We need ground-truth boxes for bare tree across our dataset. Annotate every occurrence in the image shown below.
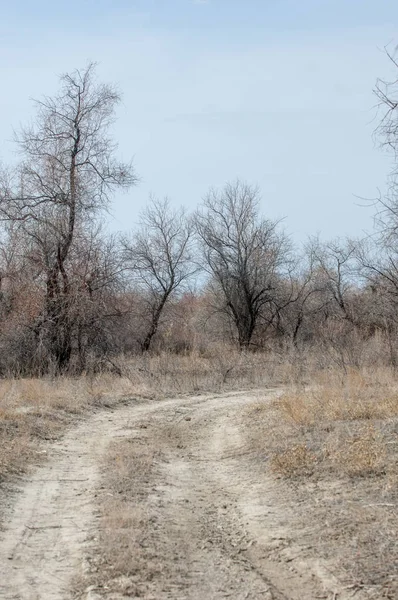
[370,47,398,244]
[270,249,327,347]
[375,49,398,160]
[0,63,136,371]
[309,237,358,324]
[344,49,398,367]
[195,180,291,349]
[122,197,196,353]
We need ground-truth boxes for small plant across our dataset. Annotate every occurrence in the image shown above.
[270,443,317,477]
[329,424,386,477]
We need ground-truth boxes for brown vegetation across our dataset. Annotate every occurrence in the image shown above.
[75,438,160,597]
[269,368,398,478]
[246,366,398,598]
[0,375,131,484]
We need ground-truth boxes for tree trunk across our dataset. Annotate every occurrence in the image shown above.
[141,293,170,353]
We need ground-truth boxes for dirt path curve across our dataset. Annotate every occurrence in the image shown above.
[0,396,184,600]
[0,391,363,600]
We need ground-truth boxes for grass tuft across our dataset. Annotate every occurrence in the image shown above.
[270,443,317,477]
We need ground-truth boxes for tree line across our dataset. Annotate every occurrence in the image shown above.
[0,60,398,375]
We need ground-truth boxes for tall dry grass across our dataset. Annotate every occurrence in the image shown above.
[247,366,398,478]
[0,374,136,482]
[118,346,275,395]
[279,367,398,425]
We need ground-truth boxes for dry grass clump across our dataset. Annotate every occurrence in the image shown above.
[278,369,398,427]
[267,369,397,479]
[83,440,159,595]
[326,424,387,477]
[75,432,163,598]
[270,443,317,477]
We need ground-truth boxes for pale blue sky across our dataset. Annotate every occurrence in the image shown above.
[1,1,397,240]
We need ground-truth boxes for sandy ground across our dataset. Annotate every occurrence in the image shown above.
[0,391,371,600]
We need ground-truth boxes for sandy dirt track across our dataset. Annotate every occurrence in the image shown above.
[0,391,366,600]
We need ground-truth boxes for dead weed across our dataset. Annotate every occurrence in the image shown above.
[75,433,161,597]
[270,443,317,477]
[0,374,136,483]
[245,367,398,598]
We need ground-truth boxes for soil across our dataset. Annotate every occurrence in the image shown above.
[0,390,375,599]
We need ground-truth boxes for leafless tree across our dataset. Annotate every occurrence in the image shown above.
[375,48,398,158]
[122,197,196,353]
[270,249,327,347]
[370,47,398,244]
[308,237,358,324]
[195,180,291,349]
[342,49,398,366]
[0,63,136,371]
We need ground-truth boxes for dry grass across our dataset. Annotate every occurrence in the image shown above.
[119,346,273,395]
[270,443,317,477]
[279,369,398,427]
[269,368,398,478]
[0,374,134,483]
[323,422,387,478]
[76,439,161,596]
[75,417,175,598]
[245,366,398,598]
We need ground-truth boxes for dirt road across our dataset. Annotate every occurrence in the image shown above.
[0,391,364,599]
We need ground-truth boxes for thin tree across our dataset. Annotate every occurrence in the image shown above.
[309,237,357,324]
[123,197,196,352]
